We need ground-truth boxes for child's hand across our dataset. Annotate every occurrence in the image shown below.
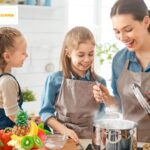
[30,116,42,124]
[65,128,79,143]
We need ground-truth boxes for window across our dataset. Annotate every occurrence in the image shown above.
[68,0,95,29]
[67,0,150,89]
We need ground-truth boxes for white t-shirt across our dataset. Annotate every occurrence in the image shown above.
[0,74,20,116]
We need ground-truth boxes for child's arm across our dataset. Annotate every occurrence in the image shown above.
[40,72,78,142]
[2,75,20,122]
[46,117,79,143]
[8,115,16,122]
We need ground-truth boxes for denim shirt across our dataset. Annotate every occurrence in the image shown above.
[39,71,106,122]
[111,47,150,101]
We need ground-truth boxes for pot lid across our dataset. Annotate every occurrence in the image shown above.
[94,119,137,130]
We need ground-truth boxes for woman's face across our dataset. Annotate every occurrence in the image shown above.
[112,14,150,52]
[67,40,94,77]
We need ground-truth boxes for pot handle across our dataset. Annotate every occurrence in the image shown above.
[106,129,135,144]
[122,129,135,140]
[106,130,122,144]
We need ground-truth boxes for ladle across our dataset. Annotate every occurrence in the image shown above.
[95,81,111,112]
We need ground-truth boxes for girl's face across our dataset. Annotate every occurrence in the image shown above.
[67,40,94,77]
[5,36,28,69]
[112,14,150,52]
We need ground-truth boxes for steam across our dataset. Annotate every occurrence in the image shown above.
[93,106,123,124]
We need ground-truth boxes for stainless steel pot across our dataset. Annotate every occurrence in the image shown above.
[92,119,137,150]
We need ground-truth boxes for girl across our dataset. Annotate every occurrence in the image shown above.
[93,0,150,143]
[0,27,28,129]
[40,26,106,142]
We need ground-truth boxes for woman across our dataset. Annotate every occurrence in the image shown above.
[93,0,150,143]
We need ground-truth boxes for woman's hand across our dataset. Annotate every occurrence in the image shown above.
[93,83,110,103]
[145,91,150,104]
[93,84,119,111]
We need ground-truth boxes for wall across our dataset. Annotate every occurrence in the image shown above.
[1,0,99,115]
[11,0,68,114]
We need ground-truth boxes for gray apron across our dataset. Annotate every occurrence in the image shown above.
[55,78,99,138]
[117,59,150,142]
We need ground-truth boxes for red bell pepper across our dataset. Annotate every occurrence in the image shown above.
[37,128,46,143]
[0,128,13,150]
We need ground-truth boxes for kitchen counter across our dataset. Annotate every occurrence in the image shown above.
[62,139,78,150]
[61,139,150,150]
[40,138,91,150]
[41,139,150,150]
[62,138,91,150]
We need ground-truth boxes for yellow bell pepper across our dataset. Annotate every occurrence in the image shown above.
[28,120,38,136]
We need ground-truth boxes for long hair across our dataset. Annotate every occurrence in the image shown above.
[110,0,150,32]
[0,27,22,72]
[60,26,96,80]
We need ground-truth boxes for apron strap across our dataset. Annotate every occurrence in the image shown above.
[124,59,130,70]
[0,73,23,108]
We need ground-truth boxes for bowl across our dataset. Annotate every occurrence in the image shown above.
[44,134,68,149]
